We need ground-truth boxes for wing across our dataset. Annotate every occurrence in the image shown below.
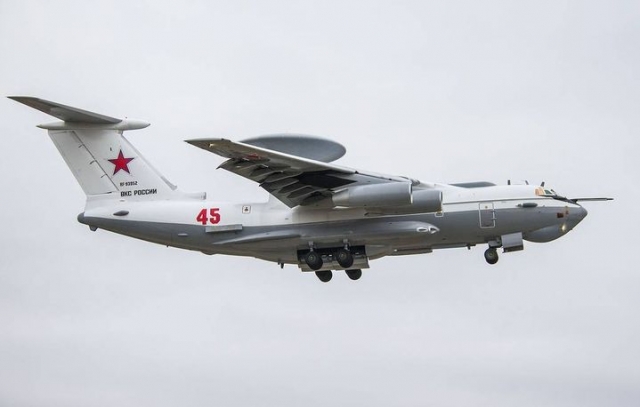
[185,138,419,208]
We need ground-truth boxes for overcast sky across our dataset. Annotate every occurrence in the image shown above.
[0,1,638,406]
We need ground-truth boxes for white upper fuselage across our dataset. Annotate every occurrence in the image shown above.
[83,183,578,229]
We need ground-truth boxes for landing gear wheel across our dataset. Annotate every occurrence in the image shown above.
[335,248,354,269]
[484,248,499,265]
[305,251,323,270]
[315,270,333,282]
[345,269,362,281]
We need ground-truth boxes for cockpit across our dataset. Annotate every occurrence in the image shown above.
[535,187,558,197]
[535,186,578,204]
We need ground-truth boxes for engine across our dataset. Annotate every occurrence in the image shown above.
[332,182,412,207]
[332,183,443,213]
[407,189,443,213]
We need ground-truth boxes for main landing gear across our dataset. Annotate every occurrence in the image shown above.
[305,248,354,269]
[345,269,362,280]
[314,269,363,283]
[304,245,355,271]
[305,250,323,270]
[336,248,354,268]
[304,244,364,282]
[315,270,332,282]
[484,247,499,265]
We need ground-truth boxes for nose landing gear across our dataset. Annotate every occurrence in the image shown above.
[484,247,499,264]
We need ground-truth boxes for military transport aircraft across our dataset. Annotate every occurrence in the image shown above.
[10,97,612,282]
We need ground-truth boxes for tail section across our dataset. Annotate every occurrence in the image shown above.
[10,97,178,200]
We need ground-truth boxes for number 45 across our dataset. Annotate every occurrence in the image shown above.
[196,208,221,225]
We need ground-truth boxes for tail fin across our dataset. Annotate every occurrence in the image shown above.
[10,97,178,200]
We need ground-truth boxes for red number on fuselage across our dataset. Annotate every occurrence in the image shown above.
[196,208,221,225]
[209,208,220,224]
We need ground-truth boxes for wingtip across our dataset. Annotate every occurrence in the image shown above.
[7,96,34,103]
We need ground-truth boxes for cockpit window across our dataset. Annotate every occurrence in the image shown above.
[535,187,558,196]
[535,186,575,203]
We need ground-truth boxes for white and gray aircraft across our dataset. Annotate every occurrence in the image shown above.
[11,97,612,282]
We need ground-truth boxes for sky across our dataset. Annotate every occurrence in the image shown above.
[0,1,638,406]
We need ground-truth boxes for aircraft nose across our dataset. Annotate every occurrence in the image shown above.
[568,205,588,228]
[576,205,588,220]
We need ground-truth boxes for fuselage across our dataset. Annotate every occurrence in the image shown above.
[78,183,587,269]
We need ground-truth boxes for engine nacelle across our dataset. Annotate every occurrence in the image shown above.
[408,189,443,213]
[332,184,443,214]
[332,182,412,207]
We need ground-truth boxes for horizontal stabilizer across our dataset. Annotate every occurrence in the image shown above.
[8,96,121,124]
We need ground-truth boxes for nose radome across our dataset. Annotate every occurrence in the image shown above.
[570,205,588,226]
[577,205,588,220]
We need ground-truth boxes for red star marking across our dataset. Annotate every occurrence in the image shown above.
[108,150,134,175]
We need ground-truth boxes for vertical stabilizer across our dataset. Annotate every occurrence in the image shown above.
[10,97,179,201]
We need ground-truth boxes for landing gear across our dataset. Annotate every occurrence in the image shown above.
[345,269,362,280]
[484,248,499,265]
[315,270,333,282]
[335,248,354,269]
[305,251,323,270]
[300,243,368,282]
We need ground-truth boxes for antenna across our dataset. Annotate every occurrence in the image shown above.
[540,181,545,187]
